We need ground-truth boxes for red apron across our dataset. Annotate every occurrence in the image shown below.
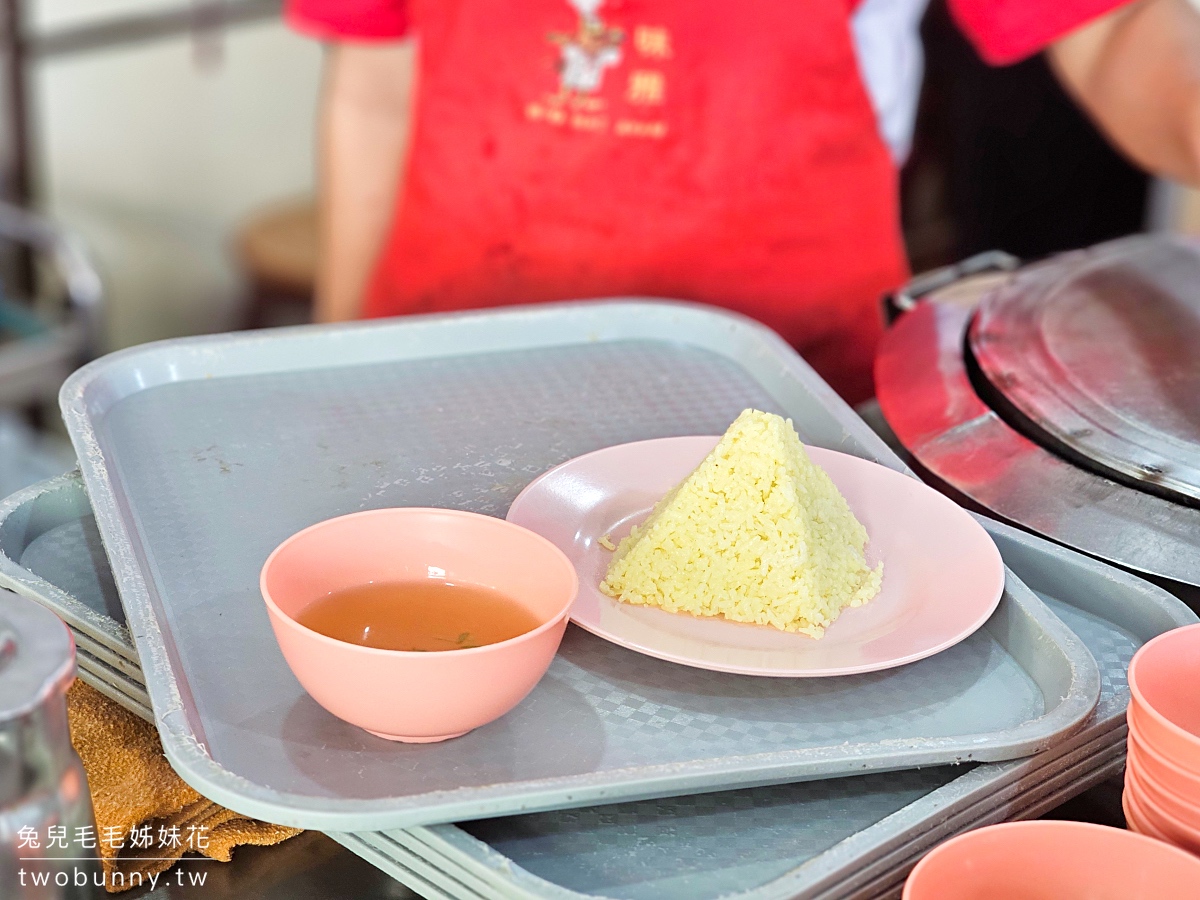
[364,0,908,404]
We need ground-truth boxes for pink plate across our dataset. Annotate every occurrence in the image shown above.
[506,436,1005,677]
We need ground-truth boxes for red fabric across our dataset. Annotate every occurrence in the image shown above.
[286,0,409,40]
[357,0,908,404]
[286,0,1138,402]
[285,0,1131,400]
[284,0,1130,62]
[949,0,1130,64]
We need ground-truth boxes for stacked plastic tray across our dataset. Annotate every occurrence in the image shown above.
[1,303,1193,898]
[1,470,1188,898]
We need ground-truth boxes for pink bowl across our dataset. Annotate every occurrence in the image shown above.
[1127,761,1200,835]
[1123,787,1168,842]
[1128,625,1200,769]
[902,820,1200,899]
[1127,720,1200,801]
[1124,778,1200,856]
[261,507,578,743]
[1128,702,1200,777]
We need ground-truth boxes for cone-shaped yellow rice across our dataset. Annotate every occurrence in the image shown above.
[599,409,882,638]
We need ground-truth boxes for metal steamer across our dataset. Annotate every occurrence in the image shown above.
[876,235,1200,606]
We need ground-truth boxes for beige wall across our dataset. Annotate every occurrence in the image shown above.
[30,4,323,349]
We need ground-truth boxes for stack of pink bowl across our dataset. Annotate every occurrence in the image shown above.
[1124,623,1200,854]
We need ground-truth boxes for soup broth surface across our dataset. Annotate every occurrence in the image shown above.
[296,581,540,652]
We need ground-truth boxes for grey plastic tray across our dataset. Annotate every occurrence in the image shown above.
[0,474,1188,900]
[56,302,1100,830]
[830,754,1129,900]
[334,750,1130,900]
[43,658,1119,900]
[345,520,1190,900]
[0,469,132,661]
[338,520,1190,900]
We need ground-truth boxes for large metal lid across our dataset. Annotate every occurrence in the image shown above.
[969,236,1200,504]
[0,592,74,722]
[876,267,1200,593]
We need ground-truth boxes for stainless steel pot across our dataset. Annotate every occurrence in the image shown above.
[876,235,1200,607]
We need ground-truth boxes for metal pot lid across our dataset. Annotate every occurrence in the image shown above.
[969,235,1200,504]
[876,271,1200,590]
[0,592,74,722]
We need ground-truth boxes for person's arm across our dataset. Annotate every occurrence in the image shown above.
[1048,0,1200,184]
[315,41,415,322]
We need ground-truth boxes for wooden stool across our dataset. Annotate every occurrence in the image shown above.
[234,199,318,329]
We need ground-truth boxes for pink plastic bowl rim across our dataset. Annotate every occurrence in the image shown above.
[1128,624,1200,751]
[903,820,1200,899]
[260,507,579,658]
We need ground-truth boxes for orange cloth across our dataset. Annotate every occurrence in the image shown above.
[67,681,302,892]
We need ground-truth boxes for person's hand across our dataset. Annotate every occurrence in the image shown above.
[1050,0,1200,185]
